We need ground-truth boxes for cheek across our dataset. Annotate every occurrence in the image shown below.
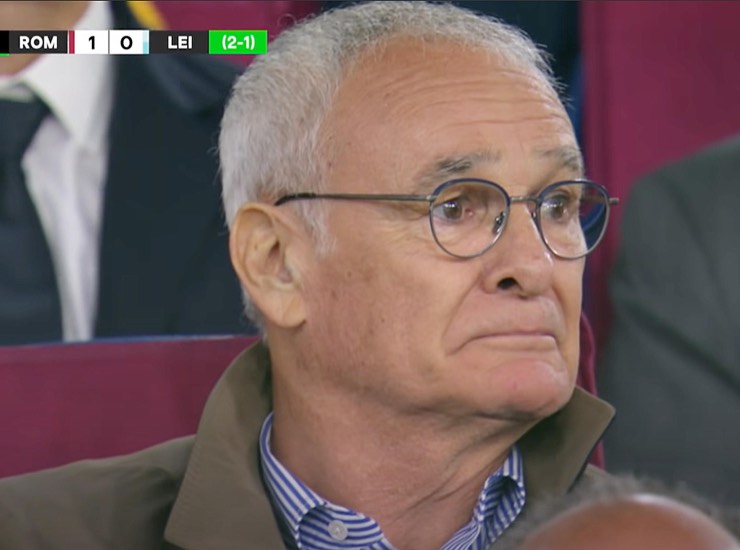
[555,262,584,372]
[301,258,424,391]
[556,257,584,311]
[306,202,472,359]
[307,246,445,350]
[305,250,394,335]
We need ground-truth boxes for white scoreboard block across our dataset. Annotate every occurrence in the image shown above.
[108,30,149,55]
[73,30,109,54]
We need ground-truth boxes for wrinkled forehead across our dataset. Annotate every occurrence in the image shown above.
[327,35,568,136]
[320,36,576,193]
[338,35,559,107]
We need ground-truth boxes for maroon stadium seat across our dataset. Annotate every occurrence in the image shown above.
[0,335,257,478]
[0,315,602,479]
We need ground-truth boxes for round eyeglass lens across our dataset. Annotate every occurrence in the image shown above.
[539,181,609,259]
[429,180,508,258]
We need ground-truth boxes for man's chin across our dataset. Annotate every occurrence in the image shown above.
[487,366,576,422]
[488,389,573,424]
[434,352,577,421]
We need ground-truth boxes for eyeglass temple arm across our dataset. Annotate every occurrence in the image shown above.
[275,192,433,206]
[581,197,620,206]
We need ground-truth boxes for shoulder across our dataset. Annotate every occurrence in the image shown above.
[629,135,740,206]
[664,135,740,180]
[0,436,194,549]
[618,136,740,260]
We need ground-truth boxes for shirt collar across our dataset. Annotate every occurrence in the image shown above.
[3,1,114,153]
[259,413,323,540]
[259,412,526,550]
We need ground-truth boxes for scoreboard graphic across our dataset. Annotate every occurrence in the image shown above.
[0,29,268,56]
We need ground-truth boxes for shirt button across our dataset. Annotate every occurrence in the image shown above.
[328,519,348,541]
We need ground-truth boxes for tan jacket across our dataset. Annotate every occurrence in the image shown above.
[0,342,614,549]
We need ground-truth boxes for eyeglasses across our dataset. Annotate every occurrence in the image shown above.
[274,178,619,260]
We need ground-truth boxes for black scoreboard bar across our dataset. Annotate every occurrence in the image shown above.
[0,31,9,55]
[0,29,267,56]
[149,31,209,54]
[8,30,68,54]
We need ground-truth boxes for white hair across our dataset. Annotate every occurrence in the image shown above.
[219,0,558,325]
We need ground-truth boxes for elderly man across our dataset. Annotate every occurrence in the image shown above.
[0,2,617,548]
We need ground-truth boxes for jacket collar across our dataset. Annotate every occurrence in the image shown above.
[165,341,614,549]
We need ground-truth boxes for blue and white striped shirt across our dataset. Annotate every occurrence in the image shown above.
[259,413,526,549]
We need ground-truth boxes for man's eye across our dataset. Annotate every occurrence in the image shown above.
[433,196,472,222]
[542,193,578,222]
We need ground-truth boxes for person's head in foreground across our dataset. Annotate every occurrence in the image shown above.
[220,1,617,548]
[498,475,740,550]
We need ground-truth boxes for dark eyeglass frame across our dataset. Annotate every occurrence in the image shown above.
[274,178,619,260]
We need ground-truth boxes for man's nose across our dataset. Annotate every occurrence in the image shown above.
[480,203,555,296]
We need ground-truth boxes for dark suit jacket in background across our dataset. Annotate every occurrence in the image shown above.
[600,135,740,505]
[0,2,253,343]
[93,2,252,337]
[0,341,614,549]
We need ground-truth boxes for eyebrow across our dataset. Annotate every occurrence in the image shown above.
[413,150,500,192]
[412,145,585,194]
[536,146,585,177]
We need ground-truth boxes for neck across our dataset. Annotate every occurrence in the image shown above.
[0,1,89,75]
[270,365,532,550]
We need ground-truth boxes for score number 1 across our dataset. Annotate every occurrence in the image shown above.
[73,30,110,54]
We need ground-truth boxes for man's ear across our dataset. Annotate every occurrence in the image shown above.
[229,204,307,328]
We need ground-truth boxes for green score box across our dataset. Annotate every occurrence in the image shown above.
[208,30,267,55]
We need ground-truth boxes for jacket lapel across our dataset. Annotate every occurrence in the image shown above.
[519,387,615,501]
[165,342,285,549]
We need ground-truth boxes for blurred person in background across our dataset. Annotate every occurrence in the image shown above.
[600,135,740,506]
[0,0,255,345]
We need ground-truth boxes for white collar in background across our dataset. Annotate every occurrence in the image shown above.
[0,1,115,154]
